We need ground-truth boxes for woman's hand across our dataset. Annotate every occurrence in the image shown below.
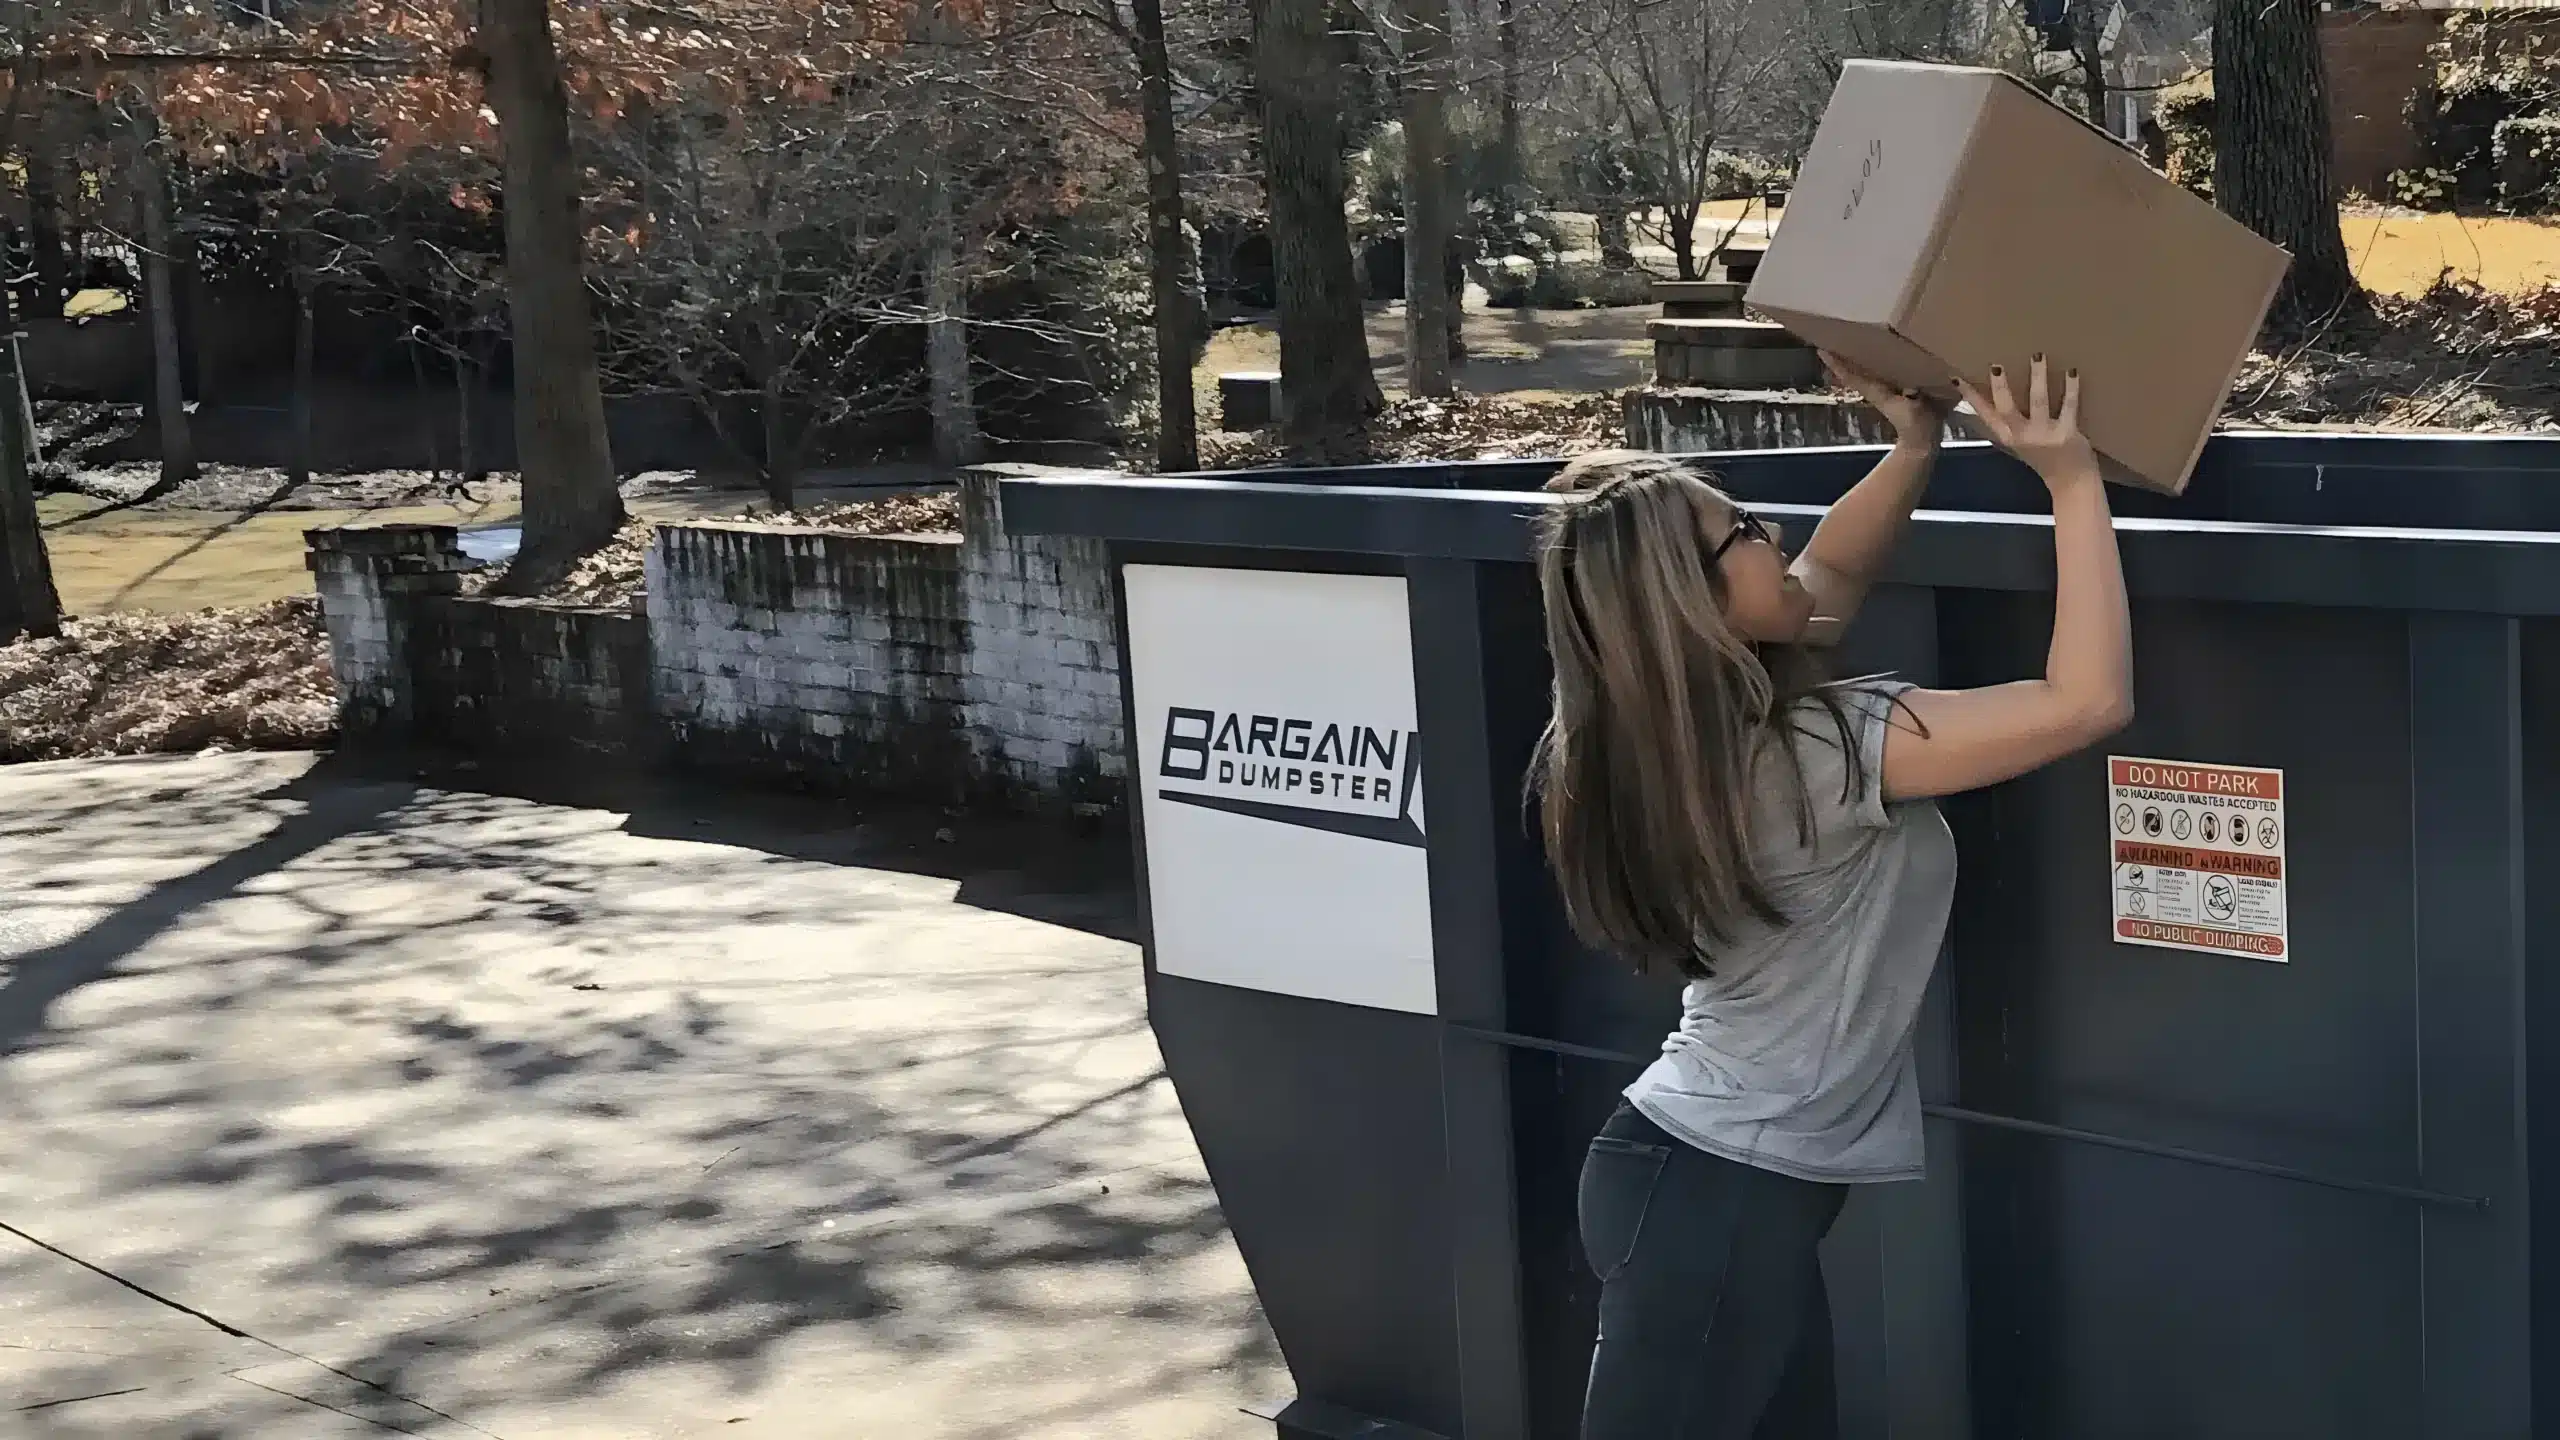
[1820,350,1945,445]
[1955,356,2099,492]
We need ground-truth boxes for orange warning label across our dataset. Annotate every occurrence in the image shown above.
[2109,755,2288,963]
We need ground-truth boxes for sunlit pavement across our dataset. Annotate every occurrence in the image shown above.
[0,751,1277,1438]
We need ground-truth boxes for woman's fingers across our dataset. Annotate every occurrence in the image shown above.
[1987,365,2020,421]
[2061,367,2083,433]
[1953,378,1994,432]
[2028,355,2050,422]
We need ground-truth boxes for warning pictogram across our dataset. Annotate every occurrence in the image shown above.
[2108,756,2288,962]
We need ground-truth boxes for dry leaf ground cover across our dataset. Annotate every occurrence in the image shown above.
[470,491,962,607]
[0,597,337,763]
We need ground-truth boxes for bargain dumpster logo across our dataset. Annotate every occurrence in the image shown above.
[1154,706,1425,847]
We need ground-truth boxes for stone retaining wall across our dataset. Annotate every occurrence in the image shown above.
[416,596,654,762]
[1624,388,1962,453]
[308,469,1126,811]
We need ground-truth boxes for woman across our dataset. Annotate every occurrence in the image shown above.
[1535,354,2133,1440]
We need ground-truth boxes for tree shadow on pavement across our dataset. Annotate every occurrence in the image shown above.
[341,746,1144,944]
[0,751,1273,1438]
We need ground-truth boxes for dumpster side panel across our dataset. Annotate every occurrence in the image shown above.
[1150,976,1467,1434]
[1111,549,1468,1437]
[2524,620,2560,1421]
[1944,591,2425,1439]
[2409,613,2532,1438]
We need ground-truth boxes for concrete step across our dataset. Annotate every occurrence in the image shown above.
[1652,279,1748,319]
[1650,318,1822,389]
[1217,372,1281,430]
[1647,318,1802,348]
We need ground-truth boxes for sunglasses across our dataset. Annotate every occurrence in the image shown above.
[1712,509,1784,562]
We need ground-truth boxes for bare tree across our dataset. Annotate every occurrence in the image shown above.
[595,98,954,510]
[1399,0,1456,396]
[1588,0,1785,281]
[260,173,371,494]
[1771,0,2003,154]
[122,0,196,489]
[1490,0,1522,198]
[1254,0,1381,445]
[8,23,71,321]
[399,240,511,491]
[0,296,60,644]
[1132,0,1203,468]
[1038,0,1223,470]
[478,0,626,579]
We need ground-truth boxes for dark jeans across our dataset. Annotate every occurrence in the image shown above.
[1578,1101,1850,1440]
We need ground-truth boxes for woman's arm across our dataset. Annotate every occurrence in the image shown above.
[1881,358,2135,802]
[1792,353,1944,645]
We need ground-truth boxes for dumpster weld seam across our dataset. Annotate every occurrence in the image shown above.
[1442,1024,2490,1210]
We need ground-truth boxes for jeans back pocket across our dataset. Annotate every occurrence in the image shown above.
[1578,1135,1672,1284]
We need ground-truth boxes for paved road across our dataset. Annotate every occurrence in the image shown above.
[0,752,1278,1437]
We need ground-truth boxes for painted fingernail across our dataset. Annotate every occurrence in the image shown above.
[2068,368,2081,378]
[1989,365,2003,376]
[2033,352,2046,363]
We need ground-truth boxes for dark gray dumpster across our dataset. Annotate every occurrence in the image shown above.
[1001,432,2560,1440]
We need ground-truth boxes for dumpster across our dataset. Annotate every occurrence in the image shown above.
[1000,431,2560,1440]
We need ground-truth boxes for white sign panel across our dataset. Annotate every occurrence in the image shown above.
[1123,564,1436,1014]
[2108,755,2288,962]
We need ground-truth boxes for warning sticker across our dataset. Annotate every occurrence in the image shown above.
[2108,756,2287,962]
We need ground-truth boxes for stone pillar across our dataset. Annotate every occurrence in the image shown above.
[304,525,469,738]
[957,464,1128,809]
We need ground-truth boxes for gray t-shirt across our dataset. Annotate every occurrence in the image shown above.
[1625,681,1958,1184]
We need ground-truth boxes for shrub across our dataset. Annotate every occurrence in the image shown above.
[2155,71,2214,201]
[2495,113,2560,211]
[2410,9,2560,209]
[2390,165,2463,210]
[2414,72,2541,208]
[1701,150,1784,202]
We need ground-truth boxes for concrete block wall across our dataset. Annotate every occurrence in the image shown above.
[956,469,1125,806]
[310,470,1130,810]
[305,525,472,734]
[415,595,654,761]
[645,523,976,796]
[1624,389,1962,454]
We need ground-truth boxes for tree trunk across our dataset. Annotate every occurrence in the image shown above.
[134,153,196,489]
[1133,0,1201,472]
[926,167,982,468]
[457,355,483,485]
[2074,6,2108,133]
[2213,0,2361,324]
[23,153,68,321]
[10,43,64,322]
[409,342,443,487]
[1254,0,1381,446]
[759,373,795,511]
[1494,0,1521,200]
[123,0,193,490]
[1668,205,1700,282]
[1401,0,1454,398]
[289,266,315,491]
[481,0,625,575]
[0,326,61,643]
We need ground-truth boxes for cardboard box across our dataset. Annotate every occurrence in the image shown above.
[1745,60,2290,494]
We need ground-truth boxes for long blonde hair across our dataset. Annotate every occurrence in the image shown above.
[1527,451,1861,976]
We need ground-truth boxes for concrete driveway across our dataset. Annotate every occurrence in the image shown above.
[0,752,1279,1437]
